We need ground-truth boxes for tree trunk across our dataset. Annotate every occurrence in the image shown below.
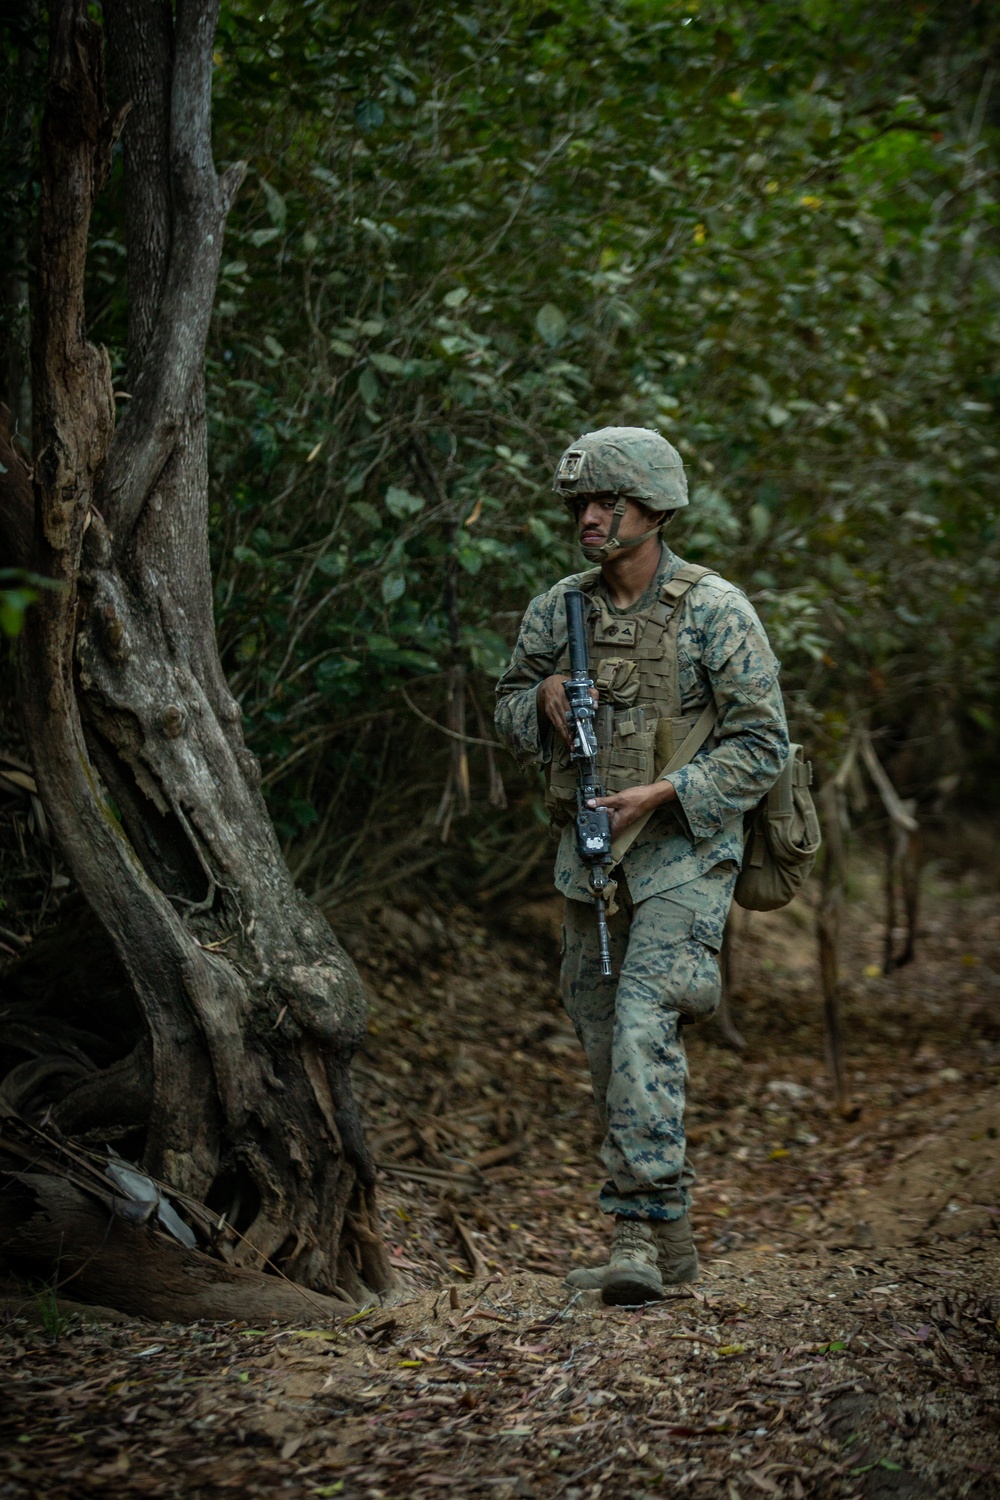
[1,0,390,1303]
[1,0,38,443]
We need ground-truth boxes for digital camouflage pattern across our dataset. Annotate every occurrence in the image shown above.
[552,427,689,511]
[560,864,738,1220]
[494,543,790,902]
[495,541,789,1223]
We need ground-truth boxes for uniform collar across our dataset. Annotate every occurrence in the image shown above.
[597,542,678,616]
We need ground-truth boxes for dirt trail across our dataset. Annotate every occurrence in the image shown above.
[1,851,998,1498]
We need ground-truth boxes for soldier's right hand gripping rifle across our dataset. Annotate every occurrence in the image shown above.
[563,589,614,978]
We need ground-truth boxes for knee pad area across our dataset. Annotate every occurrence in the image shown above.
[618,940,722,1021]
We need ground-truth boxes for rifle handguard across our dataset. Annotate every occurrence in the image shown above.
[564,589,614,976]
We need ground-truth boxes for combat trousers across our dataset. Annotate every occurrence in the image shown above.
[560,862,737,1222]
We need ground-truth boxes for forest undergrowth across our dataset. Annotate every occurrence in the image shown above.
[1,844,998,1500]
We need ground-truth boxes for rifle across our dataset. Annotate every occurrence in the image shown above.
[563,589,613,978]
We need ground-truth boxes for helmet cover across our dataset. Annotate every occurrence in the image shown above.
[552,426,688,512]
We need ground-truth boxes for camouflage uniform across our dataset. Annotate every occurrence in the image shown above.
[495,542,789,1221]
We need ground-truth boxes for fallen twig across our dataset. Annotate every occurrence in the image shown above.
[379,1161,483,1189]
[472,1140,523,1170]
[451,1209,489,1277]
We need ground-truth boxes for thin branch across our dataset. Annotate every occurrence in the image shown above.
[399,687,502,749]
[858,732,918,834]
[829,734,859,792]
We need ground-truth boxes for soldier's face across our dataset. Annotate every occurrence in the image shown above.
[576,495,658,549]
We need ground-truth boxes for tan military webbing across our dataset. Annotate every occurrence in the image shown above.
[546,559,720,835]
[659,561,718,602]
[607,562,718,866]
[609,699,716,865]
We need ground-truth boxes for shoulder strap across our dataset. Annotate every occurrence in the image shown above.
[608,557,719,866]
[659,561,718,604]
[659,563,719,670]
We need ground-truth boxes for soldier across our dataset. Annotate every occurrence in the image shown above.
[495,427,789,1305]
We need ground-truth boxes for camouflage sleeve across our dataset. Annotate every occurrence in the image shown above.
[668,588,789,843]
[494,589,562,766]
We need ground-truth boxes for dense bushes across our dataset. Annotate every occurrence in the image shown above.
[8,0,1000,900]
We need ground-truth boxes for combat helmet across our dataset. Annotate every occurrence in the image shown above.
[552,426,688,562]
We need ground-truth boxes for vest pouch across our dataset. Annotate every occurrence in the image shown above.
[734,744,821,912]
[597,708,657,795]
[545,736,579,825]
[543,562,721,831]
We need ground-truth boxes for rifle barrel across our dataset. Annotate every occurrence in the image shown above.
[596,895,612,978]
[564,589,590,678]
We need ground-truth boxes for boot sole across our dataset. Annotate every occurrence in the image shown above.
[563,1271,608,1291]
[601,1272,664,1306]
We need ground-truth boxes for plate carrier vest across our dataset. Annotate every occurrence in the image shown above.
[545,561,717,823]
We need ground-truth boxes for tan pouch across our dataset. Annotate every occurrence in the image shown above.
[545,738,578,824]
[598,708,656,795]
[609,701,716,865]
[733,745,821,911]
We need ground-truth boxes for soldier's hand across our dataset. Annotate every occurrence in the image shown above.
[587,780,678,835]
[537,674,596,746]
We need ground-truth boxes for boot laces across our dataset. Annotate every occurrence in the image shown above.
[612,1218,657,1262]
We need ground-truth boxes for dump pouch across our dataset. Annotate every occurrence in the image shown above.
[733,743,820,912]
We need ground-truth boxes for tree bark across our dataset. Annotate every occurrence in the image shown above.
[3,0,390,1303]
[0,1,38,442]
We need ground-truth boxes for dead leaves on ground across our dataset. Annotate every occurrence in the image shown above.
[1,867,999,1496]
[2,1256,999,1498]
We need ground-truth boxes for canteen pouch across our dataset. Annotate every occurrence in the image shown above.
[734,743,821,912]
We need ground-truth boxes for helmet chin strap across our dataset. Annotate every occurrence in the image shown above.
[580,495,663,564]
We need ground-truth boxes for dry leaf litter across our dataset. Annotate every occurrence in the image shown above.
[1,854,998,1499]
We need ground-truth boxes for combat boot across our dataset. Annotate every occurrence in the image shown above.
[563,1259,612,1291]
[564,1212,699,1293]
[653,1213,699,1285]
[601,1217,664,1305]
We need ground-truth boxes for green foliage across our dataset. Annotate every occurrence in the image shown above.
[31,1276,68,1342]
[0,571,62,638]
[73,1,1000,885]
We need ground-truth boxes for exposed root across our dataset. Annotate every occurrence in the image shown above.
[0,1174,354,1323]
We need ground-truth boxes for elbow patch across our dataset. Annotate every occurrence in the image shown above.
[725,660,782,708]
